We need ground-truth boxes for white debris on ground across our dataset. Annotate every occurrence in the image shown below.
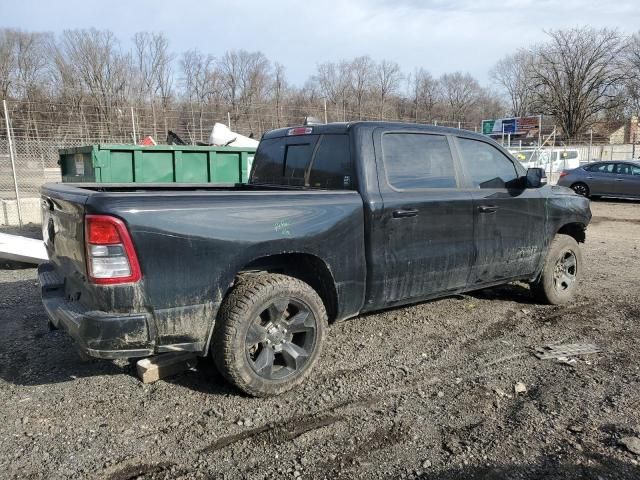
[0,233,47,264]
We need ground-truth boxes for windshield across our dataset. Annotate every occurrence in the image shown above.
[250,134,354,189]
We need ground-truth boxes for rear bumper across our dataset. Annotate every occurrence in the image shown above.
[38,263,154,359]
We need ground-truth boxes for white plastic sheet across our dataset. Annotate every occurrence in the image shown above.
[0,233,48,264]
[208,123,259,148]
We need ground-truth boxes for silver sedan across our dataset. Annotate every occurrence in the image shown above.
[557,161,640,199]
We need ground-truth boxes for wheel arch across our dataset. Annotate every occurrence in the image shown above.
[557,222,587,244]
[236,252,339,322]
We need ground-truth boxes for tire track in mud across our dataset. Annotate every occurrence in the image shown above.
[316,304,538,406]
[535,302,595,324]
[102,462,178,480]
[589,216,640,226]
[198,393,386,456]
[308,422,409,478]
[199,413,344,454]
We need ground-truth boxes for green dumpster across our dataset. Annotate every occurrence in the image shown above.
[59,144,256,184]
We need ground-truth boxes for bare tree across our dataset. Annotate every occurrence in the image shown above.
[349,56,373,119]
[0,29,17,99]
[55,29,133,137]
[625,31,640,117]
[181,49,220,141]
[9,25,639,144]
[439,72,481,122]
[374,59,402,119]
[272,62,287,127]
[529,27,628,137]
[490,50,534,117]
[237,51,271,106]
[133,32,174,136]
[409,68,439,122]
[314,61,351,120]
[14,31,51,138]
[218,50,272,131]
[474,89,506,124]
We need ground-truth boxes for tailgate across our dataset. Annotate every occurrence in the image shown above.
[41,184,90,292]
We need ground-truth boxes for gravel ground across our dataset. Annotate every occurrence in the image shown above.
[1,200,639,479]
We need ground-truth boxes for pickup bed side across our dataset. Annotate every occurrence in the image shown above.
[41,185,366,357]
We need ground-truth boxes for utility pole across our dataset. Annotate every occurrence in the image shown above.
[551,128,557,178]
[3,100,22,227]
[538,115,542,147]
[323,98,328,124]
[130,106,137,144]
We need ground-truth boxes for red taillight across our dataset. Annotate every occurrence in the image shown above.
[559,171,569,178]
[87,220,120,244]
[287,127,312,136]
[85,214,141,284]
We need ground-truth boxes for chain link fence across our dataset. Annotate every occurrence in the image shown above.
[0,137,87,225]
[1,100,638,226]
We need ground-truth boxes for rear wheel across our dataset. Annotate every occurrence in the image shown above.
[570,182,590,197]
[212,273,327,397]
[530,234,582,305]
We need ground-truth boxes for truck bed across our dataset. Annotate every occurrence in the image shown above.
[39,182,367,357]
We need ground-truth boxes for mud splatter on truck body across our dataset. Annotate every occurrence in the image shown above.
[38,122,590,375]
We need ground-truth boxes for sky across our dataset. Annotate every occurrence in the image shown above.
[1,0,639,87]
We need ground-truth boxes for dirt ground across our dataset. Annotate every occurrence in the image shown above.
[1,199,639,480]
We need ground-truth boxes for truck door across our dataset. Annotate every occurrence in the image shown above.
[364,130,474,310]
[453,136,546,284]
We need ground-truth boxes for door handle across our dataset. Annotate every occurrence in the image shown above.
[615,178,624,182]
[392,208,419,218]
[478,205,498,214]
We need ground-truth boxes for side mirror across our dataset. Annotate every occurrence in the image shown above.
[526,167,547,188]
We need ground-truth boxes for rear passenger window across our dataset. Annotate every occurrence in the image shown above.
[587,163,615,173]
[251,134,354,189]
[308,135,352,189]
[383,133,456,189]
[457,138,518,188]
[283,143,315,184]
[615,163,634,175]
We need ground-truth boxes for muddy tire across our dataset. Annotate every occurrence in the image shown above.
[530,234,582,305]
[212,273,327,397]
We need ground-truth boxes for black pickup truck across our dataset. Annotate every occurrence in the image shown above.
[40,122,591,396]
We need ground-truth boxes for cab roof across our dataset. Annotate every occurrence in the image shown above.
[261,121,488,141]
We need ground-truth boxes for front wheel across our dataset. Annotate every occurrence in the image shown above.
[530,234,582,305]
[212,273,327,397]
